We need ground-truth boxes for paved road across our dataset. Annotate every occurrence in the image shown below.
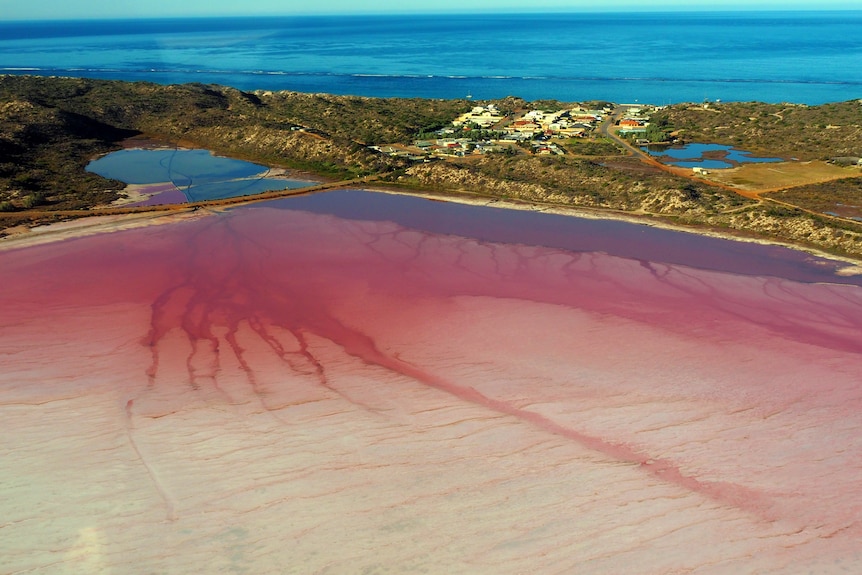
[598,105,653,160]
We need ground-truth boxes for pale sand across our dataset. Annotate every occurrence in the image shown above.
[0,210,209,252]
[103,182,178,207]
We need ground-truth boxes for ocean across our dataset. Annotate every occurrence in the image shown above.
[2,11,861,104]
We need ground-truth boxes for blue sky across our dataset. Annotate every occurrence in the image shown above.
[1,0,857,20]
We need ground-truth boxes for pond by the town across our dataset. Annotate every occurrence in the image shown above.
[86,148,314,205]
[641,143,784,169]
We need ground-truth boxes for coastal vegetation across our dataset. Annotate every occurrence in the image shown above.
[651,101,862,160]
[771,177,862,221]
[1,75,861,259]
[560,138,623,156]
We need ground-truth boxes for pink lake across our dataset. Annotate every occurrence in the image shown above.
[2,190,861,573]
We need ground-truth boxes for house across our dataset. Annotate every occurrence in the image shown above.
[452,105,505,128]
[559,127,587,137]
[499,132,533,143]
[524,110,546,121]
[509,120,541,133]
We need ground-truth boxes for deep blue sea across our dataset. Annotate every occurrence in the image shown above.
[1,12,861,104]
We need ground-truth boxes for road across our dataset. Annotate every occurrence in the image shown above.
[596,107,860,224]
[0,175,385,227]
[598,105,653,161]
[598,105,762,199]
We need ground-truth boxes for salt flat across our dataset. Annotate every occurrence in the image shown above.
[2,200,861,574]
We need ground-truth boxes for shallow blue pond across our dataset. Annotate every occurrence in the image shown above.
[86,148,312,203]
[642,143,783,167]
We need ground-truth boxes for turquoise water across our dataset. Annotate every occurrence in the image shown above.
[86,148,311,203]
[643,143,784,168]
[2,12,861,104]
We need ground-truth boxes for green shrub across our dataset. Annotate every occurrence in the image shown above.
[20,193,44,209]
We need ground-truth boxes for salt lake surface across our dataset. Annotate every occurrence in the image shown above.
[86,148,313,204]
[2,190,862,573]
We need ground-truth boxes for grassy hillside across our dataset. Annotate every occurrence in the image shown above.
[0,75,470,211]
[2,75,861,259]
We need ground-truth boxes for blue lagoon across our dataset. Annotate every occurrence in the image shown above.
[86,148,314,204]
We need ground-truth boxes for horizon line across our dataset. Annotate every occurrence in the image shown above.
[4,7,862,23]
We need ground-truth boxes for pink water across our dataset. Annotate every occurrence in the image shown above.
[2,192,861,573]
[128,182,188,206]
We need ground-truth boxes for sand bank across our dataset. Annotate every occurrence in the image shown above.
[0,209,206,252]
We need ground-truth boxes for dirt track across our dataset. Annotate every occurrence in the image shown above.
[0,175,382,229]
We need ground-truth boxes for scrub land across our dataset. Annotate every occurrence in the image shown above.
[1,75,860,259]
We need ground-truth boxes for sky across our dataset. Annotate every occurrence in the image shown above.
[1,0,858,20]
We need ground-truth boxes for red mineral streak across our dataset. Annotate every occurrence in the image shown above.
[2,201,862,573]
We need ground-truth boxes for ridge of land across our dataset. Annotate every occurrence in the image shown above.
[1,75,860,259]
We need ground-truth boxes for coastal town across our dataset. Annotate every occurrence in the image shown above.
[370,102,658,160]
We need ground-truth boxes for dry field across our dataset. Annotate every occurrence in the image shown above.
[704,160,860,194]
